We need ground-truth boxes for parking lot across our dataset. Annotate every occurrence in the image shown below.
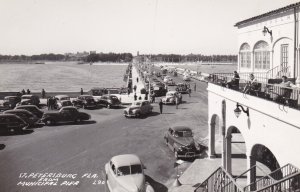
[0,70,209,192]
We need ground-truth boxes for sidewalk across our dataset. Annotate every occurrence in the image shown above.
[118,65,146,105]
[169,133,271,192]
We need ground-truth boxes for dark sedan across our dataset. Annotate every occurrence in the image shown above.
[72,95,97,109]
[2,96,21,109]
[98,95,121,108]
[164,126,201,159]
[0,114,28,133]
[3,109,42,127]
[14,105,44,118]
[41,106,91,126]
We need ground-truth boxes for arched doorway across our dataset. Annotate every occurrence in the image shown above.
[225,126,247,176]
[209,114,221,158]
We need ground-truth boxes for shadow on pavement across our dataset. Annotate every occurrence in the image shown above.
[161,113,175,115]
[0,129,34,136]
[147,112,160,117]
[0,144,6,150]
[46,120,97,126]
[145,175,168,192]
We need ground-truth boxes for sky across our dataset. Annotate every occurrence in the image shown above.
[0,0,298,55]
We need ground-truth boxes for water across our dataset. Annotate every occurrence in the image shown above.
[0,62,128,92]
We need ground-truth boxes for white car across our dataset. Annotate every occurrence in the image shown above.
[163,76,172,83]
[124,101,153,118]
[105,154,154,192]
[54,95,72,109]
[183,74,191,81]
[162,91,182,104]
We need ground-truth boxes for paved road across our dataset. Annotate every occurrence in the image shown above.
[0,75,208,192]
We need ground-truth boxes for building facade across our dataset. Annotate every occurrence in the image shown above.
[206,2,300,191]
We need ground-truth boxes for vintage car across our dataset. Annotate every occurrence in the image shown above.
[2,96,21,109]
[105,154,154,192]
[183,74,191,81]
[0,114,28,133]
[124,101,153,118]
[14,105,44,118]
[162,91,182,104]
[17,95,40,106]
[98,95,121,108]
[72,95,97,109]
[41,106,91,125]
[151,85,167,97]
[176,83,189,93]
[164,126,201,159]
[3,109,42,127]
[54,95,72,109]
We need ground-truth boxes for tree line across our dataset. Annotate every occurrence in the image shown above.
[85,53,133,63]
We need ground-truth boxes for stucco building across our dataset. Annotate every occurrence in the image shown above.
[201,2,300,192]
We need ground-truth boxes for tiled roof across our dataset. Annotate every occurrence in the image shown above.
[234,1,300,27]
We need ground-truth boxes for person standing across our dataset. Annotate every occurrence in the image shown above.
[26,89,31,94]
[188,88,191,97]
[41,89,46,98]
[21,89,26,95]
[133,85,137,93]
[175,96,179,109]
[80,88,83,95]
[134,93,137,101]
[136,77,139,83]
[194,83,196,92]
[47,97,51,110]
[159,99,163,114]
[127,88,130,97]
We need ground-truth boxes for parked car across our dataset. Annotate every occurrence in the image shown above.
[2,96,21,109]
[0,114,28,133]
[14,105,44,118]
[54,95,72,109]
[105,154,154,192]
[72,95,97,109]
[176,83,189,93]
[124,101,153,118]
[152,85,167,97]
[164,126,201,159]
[17,95,40,106]
[183,74,191,81]
[41,106,91,126]
[162,91,182,104]
[98,95,121,108]
[3,109,41,127]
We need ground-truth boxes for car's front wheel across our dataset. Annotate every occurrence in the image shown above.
[45,119,54,126]
[107,104,111,109]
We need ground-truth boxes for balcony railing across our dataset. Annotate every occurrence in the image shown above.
[208,74,300,110]
[194,166,244,192]
[244,164,300,191]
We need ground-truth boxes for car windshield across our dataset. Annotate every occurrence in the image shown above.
[84,96,93,99]
[22,96,32,99]
[132,102,141,106]
[166,93,174,97]
[176,131,193,137]
[4,98,16,102]
[60,97,70,100]
[117,164,142,176]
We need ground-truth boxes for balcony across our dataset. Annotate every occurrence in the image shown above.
[207,74,300,127]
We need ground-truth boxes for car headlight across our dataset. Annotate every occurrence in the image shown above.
[178,146,183,151]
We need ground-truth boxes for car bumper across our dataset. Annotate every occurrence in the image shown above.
[162,100,174,104]
[177,152,200,158]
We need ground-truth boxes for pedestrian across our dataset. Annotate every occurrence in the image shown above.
[194,83,196,92]
[134,93,137,101]
[159,99,163,114]
[138,96,142,100]
[47,97,51,110]
[175,96,179,109]
[145,91,148,100]
[133,85,137,92]
[80,88,83,95]
[41,89,46,98]
[21,89,26,95]
[26,89,31,94]
[136,77,139,83]
[188,88,191,97]
[127,88,130,97]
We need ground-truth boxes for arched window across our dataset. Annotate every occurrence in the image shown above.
[254,41,270,70]
[239,43,251,68]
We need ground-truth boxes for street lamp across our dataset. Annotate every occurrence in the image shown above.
[234,103,249,118]
[262,26,272,37]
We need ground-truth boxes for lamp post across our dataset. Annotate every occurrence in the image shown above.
[262,26,272,37]
[234,103,249,118]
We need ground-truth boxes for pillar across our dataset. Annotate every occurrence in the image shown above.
[222,126,226,169]
[247,155,257,191]
[209,122,216,158]
[225,134,232,174]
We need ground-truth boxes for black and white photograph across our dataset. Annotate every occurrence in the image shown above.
[0,0,299,191]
